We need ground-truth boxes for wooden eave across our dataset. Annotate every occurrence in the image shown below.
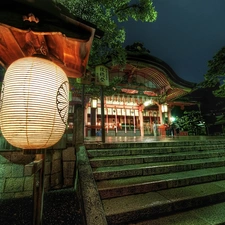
[110,60,193,103]
[0,0,103,78]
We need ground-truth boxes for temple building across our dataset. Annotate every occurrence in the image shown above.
[83,43,197,137]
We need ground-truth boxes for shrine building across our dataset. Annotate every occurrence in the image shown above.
[83,46,197,137]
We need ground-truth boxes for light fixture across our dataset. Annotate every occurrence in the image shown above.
[161,104,168,113]
[0,57,69,149]
[91,98,98,108]
[143,99,153,107]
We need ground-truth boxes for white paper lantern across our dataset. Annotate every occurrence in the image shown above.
[0,57,69,149]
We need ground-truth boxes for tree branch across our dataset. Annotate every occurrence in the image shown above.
[115,4,140,13]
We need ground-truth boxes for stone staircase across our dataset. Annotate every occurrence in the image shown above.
[84,139,225,225]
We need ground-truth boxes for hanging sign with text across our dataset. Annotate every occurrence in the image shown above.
[95,65,109,86]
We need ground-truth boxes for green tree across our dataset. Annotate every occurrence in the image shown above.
[201,46,225,97]
[54,0,157,96]
[69,76,123,98]
[54,0,157,67]
[176,111,206,135]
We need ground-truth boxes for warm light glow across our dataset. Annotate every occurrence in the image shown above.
[161,104,168,113]
[121,89,138,94]
[91,98,98,108]
[143,99,153,107]
[0,57,69,149]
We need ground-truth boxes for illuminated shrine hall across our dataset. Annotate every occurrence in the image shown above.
[83,46,197,137]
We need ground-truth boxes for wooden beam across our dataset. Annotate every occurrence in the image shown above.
[24,159,43,176]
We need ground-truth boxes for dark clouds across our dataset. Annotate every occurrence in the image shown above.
[122,0,225,83]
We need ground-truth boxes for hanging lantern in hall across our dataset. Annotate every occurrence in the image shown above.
[91,98,98,108]
[0,57,69,149]
[161,104,168,113]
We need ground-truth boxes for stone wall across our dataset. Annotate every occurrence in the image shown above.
[62,147,76,187]
[0,136,76,200]
[0,151,35,199]
[45,150,63,190]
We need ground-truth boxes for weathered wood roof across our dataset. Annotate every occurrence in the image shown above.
[109,51,197,105]
[0,0,103,78]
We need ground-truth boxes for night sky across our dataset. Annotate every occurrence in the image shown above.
[121,0,225,84]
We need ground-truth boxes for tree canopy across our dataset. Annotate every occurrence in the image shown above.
[175,111,206,135]
[54,0,157,68]
[54,0,157,97]
[201,46,225,97]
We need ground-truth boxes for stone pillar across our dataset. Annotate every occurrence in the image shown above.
[62,147,76,187]
[74,103,84,144]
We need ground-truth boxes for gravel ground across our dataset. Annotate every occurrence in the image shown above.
[0,188,85,225]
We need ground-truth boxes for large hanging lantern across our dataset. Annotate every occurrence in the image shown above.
[0,57,69,149]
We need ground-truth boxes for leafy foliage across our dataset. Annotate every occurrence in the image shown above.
[69,76,123,97]
[54,0,157,67]
[200,46,225,97]
[54,0,157,97]
[176,111,206,135]
[125,42,151,54]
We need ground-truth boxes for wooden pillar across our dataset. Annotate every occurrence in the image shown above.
[139,107,144,137]
[168,106,172,123]
[159,105,163,125]
[100,86,105,143]
[91,107,96,136]
[84,107,88,137]
[24,151,46,225]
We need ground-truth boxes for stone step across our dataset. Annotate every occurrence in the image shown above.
[103,180,225,225]
[128,201,225,225]
[85,139,225,150]
[90,150,225,167]
[97,166,225,199]
[93,157,225,180]
[87,144,225,158]
[82,140,225,224]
